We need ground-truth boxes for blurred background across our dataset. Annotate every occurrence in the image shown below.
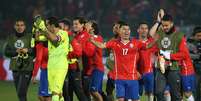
[0,0,201,79]
[0,0,201,100]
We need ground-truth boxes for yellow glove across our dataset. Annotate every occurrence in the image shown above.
[33,15,47,32]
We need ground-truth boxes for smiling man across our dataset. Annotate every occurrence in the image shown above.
[90,21,143,101]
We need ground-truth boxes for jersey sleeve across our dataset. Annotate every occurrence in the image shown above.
[105,40,115,49]
[68,38,82,58]
[32,43,43,77]
[170,37,188,60]
[148,38,159,53]
[83,40,96,57]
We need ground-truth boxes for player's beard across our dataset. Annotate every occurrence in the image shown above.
[165,26,175,35]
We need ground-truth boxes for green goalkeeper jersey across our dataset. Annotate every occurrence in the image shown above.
[47,30,69,70]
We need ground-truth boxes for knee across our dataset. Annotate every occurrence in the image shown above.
[38,96,44,101]
[91,91,98,96]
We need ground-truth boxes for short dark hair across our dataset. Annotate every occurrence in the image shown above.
[162,14,173,22]
[73,16,86,24]
[15,17,25,24]
[47,16,59,27]
[193,26,201,36]
[59,18,71,27]
[119,21,129,28]
[90,20,99,35]
[138,21,148,27]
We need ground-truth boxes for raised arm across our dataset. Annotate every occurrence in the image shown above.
[45,30,63,42]
[90,37,106,49]
[149,9,165,37]
[149,22,161,38]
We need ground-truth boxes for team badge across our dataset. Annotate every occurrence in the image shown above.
[14,40,24,48]
[161,37,171,48]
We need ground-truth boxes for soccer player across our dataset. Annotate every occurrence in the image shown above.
[105,21,122,101]
[59,18,71,101]
[179,48,195,101]
[90,21,142,101]
[38,17,69,101]
[85,20,104,101]
[59,18,87,101]
[32,31,51,101]
[4,18,34,101]
[137,22,157,101]
[73,16,96,101]
[150,9,189,101]
[59,18,72,36]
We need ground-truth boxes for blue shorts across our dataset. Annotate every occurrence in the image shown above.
[115,80,139,100]
[90,69,104,92]
[39,68,51,96]
[142,73,154,94]
[181,74,195,92]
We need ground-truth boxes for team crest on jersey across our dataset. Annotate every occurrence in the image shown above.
[130,43,134,48]
[161,37,171,48]
[14,40,24,48]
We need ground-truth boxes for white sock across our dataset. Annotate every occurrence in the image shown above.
[187,95,194,101]
[164,94,171,101]
[148,95,154,101]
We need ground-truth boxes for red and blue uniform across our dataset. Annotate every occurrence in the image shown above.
[90,35,104,93]
[74,30,96,100]
[179,38,195,92]
[32,42,50,96]
[74,30,96,76]
[138,38,157,94]
[105,38,144,100]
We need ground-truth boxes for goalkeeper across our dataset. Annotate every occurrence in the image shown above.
[35,16,69,101]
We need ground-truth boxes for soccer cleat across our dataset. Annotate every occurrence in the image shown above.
[159,56,166,74]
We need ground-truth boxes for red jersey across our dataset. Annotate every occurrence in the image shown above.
[170,37,191,61]
[180,59,195,76]
[166,37,195,75]
[174,38,195,75]
[32,42,48,77]
[91,35,104,72]
[138,38,157,74]
[106,38,143,80]
[74,30,96,75]
[68,38,82,70]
